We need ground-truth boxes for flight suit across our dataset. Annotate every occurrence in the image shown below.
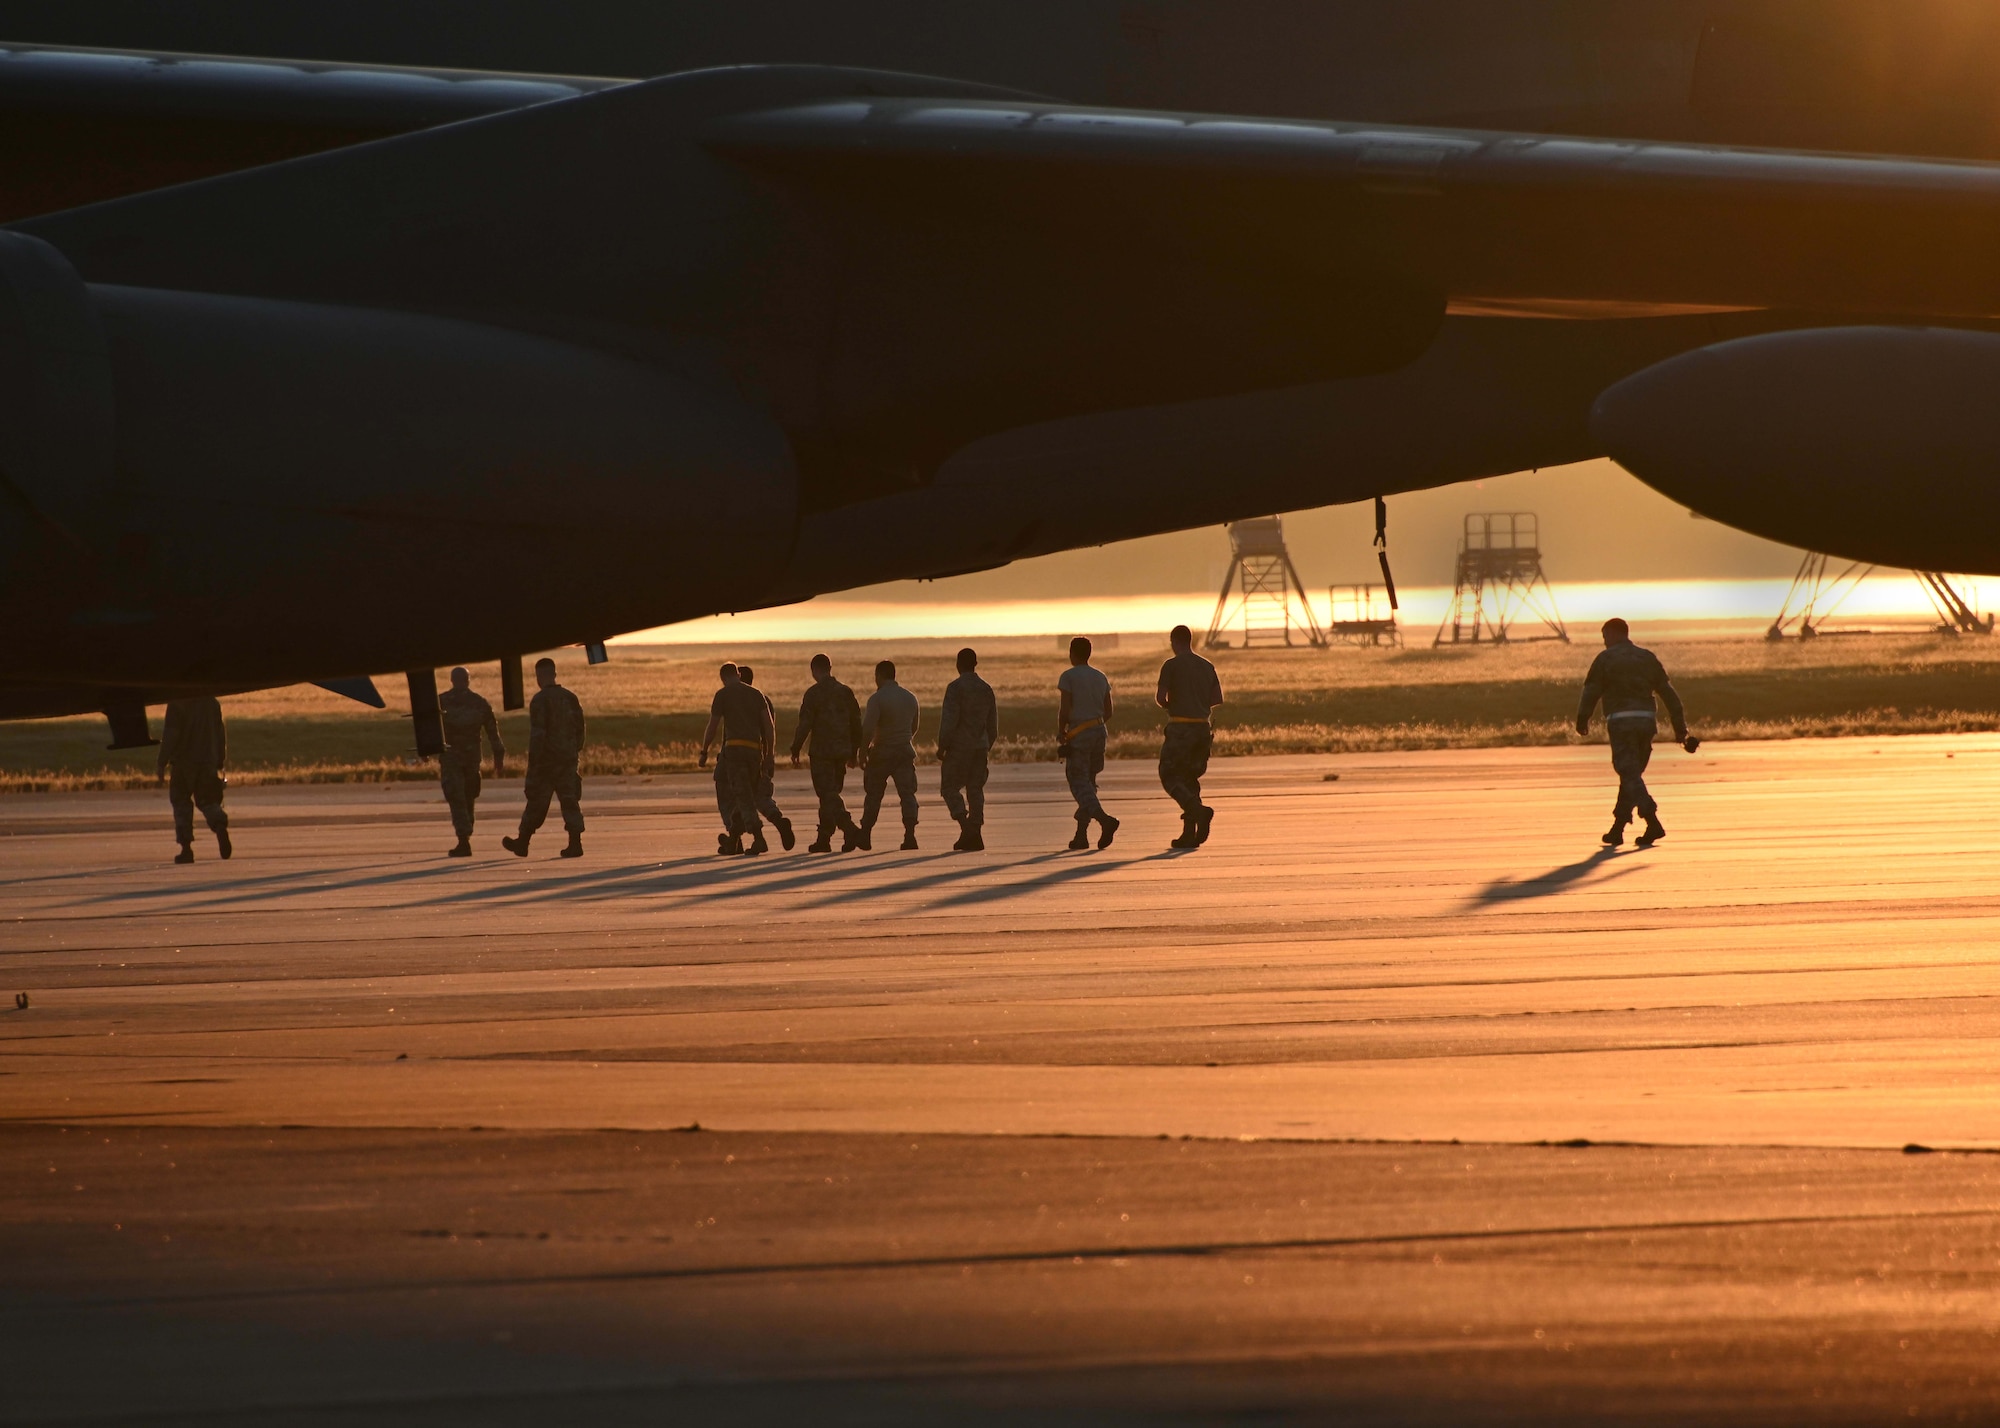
[519,682,586,837]
[438,685,504,839]
[791,676,864,846]
[861,681,922,837]
[159,697,230,848]
[1576,641,1688,829]
[937,670,998,835]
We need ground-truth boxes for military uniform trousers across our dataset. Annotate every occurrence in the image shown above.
[939,747,990,830]
[755,766,785,826]
[1063,726,1109,823]
[519,759,584,836]
[440,750,484,838]
[810,757,858,840]
[861,748,919,831]
[714,746,763,837]
[168,763,228,844]
[1608,716,1659,824]
[1158,722,1213,818]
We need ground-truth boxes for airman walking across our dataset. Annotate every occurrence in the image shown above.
[735,665,796,851]
[789,653,864,852]
[699,662,773,856]
[858,659,921,851]
[157,695,231,864]
[438,666,504,857]
[1156,624,1223,849]
[937,646,998,852]
[1057,637,1119,850]
[1576,618,1698,848]
[502,657,586,859]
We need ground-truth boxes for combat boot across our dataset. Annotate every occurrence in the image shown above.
[747,830,770,856]
[1096,815,1121,850]
[1636,816,1667,848]
[173,842,195,865]
[216,829,233,860]
[719,833,744,857]
[448,838,473,858]
[959,825,985,853]
[1194,806,1216,846]
[775,817,796,852]
[501,833,530,857]
[560,832,584,859]
[1067,817,1092,852]
[853,823,873,852]
[1170,815,1200,850]
[807,832,834,853]
[1601,821,1626,848]
[900,826,920,852]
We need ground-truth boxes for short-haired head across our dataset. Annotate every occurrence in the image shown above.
[875,659,895,684]
[810,653,831,676]
[1601,618,1631,645]
[449,666,469,689]
[737,664,756,686]
[1170,625,1192,651]
[957,646,978,673]
[534,657,556,688]
[719,661,740,683]
[1069,636,1092,663]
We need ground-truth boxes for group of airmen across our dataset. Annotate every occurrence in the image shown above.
[154,618,1695,863]
[688,626,1225,857]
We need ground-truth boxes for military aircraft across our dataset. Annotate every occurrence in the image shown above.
[3,0,1999,744]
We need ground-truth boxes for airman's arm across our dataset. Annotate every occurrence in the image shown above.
[1652,658,1690,742]
[982,685,998,748]
[484,703,505,773]
[938,683,960,755]
[1156,667,1171,710]
[698,709,721,768]
[1057,687,1073,742]
[790,692,813,766]
[1575,659,1604,736]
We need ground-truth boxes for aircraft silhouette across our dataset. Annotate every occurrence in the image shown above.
[1,1,1996,736]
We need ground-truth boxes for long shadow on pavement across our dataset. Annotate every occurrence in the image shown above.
[1463,846,1647,908]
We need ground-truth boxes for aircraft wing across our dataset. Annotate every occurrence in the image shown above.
[705,94,2000,322]
[15,64,2000,716]
[0,43,627,220]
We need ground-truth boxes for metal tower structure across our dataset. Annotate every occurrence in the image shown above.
[1434,513,1570,646]
[1205,516,1327,650]
[1328,584,1401,646]
[1768,554,1993,638]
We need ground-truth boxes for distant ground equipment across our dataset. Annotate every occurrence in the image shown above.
[1206,516,1328,650]
[1434,513,1570,647]
[1768,553,1993,639]
[1329,584,1401,647]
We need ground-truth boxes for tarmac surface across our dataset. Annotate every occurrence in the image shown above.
[5,738,2000,1423]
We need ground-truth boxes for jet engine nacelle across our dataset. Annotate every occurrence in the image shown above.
[1592,326,2000,575]
[0,235,796,695]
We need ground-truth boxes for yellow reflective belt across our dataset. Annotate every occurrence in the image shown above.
[724,739,763,750]
[1169,716,1211,725]
[1065,717,1105,736]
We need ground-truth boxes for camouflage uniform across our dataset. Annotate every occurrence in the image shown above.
[159,697,229,846]
[938,670,998,833]
[438,685,504,839]
[710,680,769,839]
[791,676,864,846]
[518,681,586,837]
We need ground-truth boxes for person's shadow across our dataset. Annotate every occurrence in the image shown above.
[1463,847,1643,908]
